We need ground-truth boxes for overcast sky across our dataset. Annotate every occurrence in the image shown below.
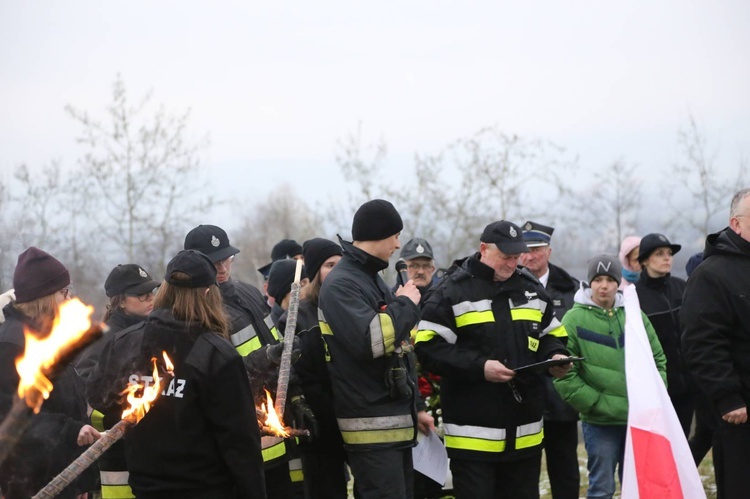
[1,1,749,219]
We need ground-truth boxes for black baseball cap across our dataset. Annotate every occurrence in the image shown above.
[400,238,434,260]
[184,224,240,263]
[165,250,217,288]
[105,264,160,297]
[258,239,304,279]
[480,221,529,255]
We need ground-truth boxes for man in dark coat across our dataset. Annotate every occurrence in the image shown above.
[318,199,422,499]
[682,188,750,499]
[520,221,580,499]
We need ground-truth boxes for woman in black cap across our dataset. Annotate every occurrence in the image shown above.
[634,233,695,437]
[278,238,347,499]
[77,263,159,499]
[123,249,266,499]
[0,247,99,499]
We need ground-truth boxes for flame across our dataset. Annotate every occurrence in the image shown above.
[121,352,173,423]
[15,298,94,413]
[259,389,289,437]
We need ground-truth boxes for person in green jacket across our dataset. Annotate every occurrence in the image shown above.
[553,254,666,499]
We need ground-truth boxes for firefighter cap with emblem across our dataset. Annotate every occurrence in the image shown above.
[184,224,240,263]
[400,237,434,261]
[521,221,554,248]
[480,221,529,254]
[104,264,160,297]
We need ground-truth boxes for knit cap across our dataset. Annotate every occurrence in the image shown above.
[587,254,622,285]
[267,259,305,303]
[13,247,70,304]
[351,199,403,241]
[303,238,342,280]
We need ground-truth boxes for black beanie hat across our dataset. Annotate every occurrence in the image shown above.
[267,259,304,304]
[351,199,403,241]
[13,247,71,304]
[303,238,342,280]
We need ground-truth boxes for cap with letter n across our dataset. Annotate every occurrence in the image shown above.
[587,253,622,285]
[480,221,529,254]
[522,221,554,248]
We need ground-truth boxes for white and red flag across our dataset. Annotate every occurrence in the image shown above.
[621,286,705,499]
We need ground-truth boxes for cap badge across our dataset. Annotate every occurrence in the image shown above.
[658,235,667,242]
[138,268,148,278]
[416,244,424,254]
[509,226,517,237]
[211,235,220,247]
[597,261,612,273]
[524,222,532,231]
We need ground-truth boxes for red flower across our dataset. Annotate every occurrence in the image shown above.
[418,376,433,398]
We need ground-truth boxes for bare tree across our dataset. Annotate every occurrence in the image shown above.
[665,113,748,237]
[567,159,642,254]
[65,74,214,275]
[232,185,325,288]
[334,124,577,266]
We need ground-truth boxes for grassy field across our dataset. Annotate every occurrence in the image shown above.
[347,444,718,498]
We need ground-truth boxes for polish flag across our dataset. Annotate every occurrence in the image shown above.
[621,286,705,499]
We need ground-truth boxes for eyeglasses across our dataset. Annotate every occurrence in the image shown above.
[215,255,235,269]
[59,286,72,300]
[406,262,433,272]
[129,287,159,302]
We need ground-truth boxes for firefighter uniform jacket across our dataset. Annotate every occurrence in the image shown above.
[0,306,97,499]
[84,309,146,499]
[415,254,568,462]
[219,278,289,468]
[318,240,421,452]
[126,309,266,499]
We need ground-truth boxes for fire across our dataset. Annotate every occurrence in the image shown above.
[259,388,289,437]
[16,298,94,413]
[121,352,173,424]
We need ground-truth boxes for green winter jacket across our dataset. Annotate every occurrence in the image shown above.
[553,287,667,425]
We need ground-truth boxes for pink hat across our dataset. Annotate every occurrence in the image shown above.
[618,236,642,271]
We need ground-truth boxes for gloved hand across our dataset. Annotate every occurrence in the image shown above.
[291,395,318,439]
[385,365,413,400]
[266,338,302,366]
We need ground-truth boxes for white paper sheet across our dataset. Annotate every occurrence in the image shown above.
[412,429,449,485]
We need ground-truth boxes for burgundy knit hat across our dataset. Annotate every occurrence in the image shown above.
[13,247,71,304]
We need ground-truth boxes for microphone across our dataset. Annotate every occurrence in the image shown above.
[395,260,410,287]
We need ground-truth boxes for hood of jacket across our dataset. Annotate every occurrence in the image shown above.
[573,285,625,309]
[704,227,750,260]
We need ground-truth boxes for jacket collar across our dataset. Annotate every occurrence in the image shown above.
[339,238,389,275]
[639,270,671,289]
